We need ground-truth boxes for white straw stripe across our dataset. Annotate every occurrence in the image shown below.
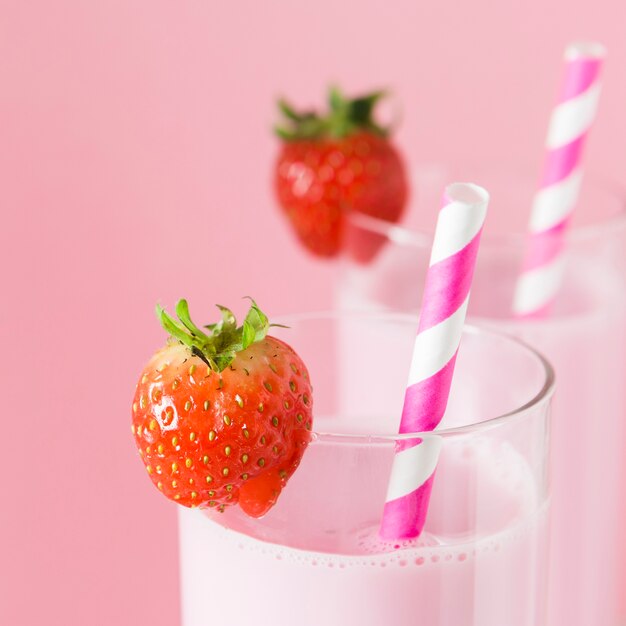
[529,169,582,232]
[429,201,488,265]
[407,296,469,386]
[546,83,601,149]
[513,257,566,315]
[564,41,607,61]
[385,437,443,501]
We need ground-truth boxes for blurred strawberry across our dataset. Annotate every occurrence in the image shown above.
[274,87,408,259]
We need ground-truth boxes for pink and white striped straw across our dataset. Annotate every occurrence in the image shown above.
[379,183,489,540]
[513,42,606,318]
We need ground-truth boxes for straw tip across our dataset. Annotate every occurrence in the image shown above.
[444,182,490,208]
[564,41,607,61]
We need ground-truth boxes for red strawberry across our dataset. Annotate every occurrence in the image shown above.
[274,87,408,259]
[131,299,313,518]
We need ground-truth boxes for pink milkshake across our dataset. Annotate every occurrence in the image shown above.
[340,163,626,626]
[178,314,554,626]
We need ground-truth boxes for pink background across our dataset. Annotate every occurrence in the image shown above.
[1,1,624,624]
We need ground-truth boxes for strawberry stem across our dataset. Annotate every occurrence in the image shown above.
[275,86,389,142]
[156,299,271,372]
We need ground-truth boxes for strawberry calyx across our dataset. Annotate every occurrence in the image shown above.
[156,299,273,373]
[275,86,389,141]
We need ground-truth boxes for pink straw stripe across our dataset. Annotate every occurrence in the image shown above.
[539,135,586,188]
[558,58,602,101]
[400,354,457,434]
[380,475,435,540]
[417,234,482,332]
[521,222,569,271]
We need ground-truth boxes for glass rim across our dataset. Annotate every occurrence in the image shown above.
[273,311,555,444]
[345,173,626,248]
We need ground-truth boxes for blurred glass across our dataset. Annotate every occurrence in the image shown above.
[340,163,626,626]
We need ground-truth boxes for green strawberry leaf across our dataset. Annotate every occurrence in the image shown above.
[241,320,256,350]
[175,299,211,342]
[155,305,189,343]
[278,99,317,123]
[156,299,273,372]
[328,86,346,113]
[349,91,385,127]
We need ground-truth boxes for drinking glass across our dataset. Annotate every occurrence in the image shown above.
[179,312,554,626]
